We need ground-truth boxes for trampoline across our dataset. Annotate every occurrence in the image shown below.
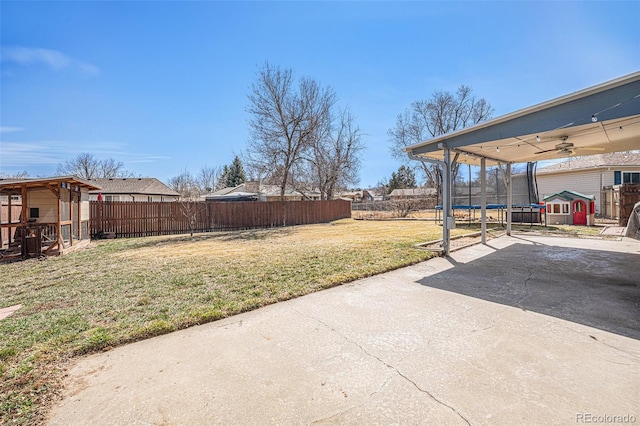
[435,204,544,227]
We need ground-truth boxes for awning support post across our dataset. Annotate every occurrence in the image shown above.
[442,147,452,256]
[506,163,512,236]
[406,152,452,256]
[481,157,487,244]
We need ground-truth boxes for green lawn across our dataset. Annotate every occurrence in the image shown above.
[0,219,608,424]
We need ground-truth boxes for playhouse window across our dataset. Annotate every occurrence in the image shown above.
[622,172,640,184]
[547,202,569,214]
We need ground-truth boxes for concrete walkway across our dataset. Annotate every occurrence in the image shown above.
[48,235,640,425]
[599,225,626,236]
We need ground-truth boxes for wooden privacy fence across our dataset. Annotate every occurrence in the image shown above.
[90,200,351,238]
[619,184,640,226]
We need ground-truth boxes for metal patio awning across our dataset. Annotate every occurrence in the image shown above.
[406,72,640,166]
[405,71,640,256]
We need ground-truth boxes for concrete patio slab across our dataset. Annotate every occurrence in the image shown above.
[47,234,640,425]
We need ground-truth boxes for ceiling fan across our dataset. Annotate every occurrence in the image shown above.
[534,137,605,155]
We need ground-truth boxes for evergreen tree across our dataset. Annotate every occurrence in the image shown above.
[225,156,247,187]
[218,165,230,189]
[387,165,417,194]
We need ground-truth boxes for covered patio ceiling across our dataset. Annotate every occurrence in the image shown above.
[406,71,640,166]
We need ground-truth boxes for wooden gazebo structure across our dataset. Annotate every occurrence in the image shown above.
[0,176,101,259]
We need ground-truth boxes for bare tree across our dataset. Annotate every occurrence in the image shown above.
[99,158,135,178]
[391,197,421,218]
[167,170,197,197]
[56,152,134,179]
[388,85,493,203]
[167,169,206,236]
[246,63,336,201]
[57,153,98,178]
[0,170,29,179]
[307,108,365,200]
[196,165,221,193]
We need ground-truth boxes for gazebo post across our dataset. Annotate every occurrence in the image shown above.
[5,191,12,250]
[21,186,27,227]
[57,182,63,253]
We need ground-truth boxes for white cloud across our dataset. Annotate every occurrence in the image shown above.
[0,127,25,133]
[0,142,65,166]
[0,140,169,169]
[1,46,100,76]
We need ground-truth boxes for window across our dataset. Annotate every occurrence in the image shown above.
[622,172,640,184]
[30,207,39,218]
[546,202,570,215]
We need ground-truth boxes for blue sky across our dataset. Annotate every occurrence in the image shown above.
[1,1,639,187]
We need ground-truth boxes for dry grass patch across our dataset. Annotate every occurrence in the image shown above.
[1,218,467,425]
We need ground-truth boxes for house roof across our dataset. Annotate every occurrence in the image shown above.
[212,183,305,197]
[542,190,595,202]
[537,151,640,174]
[259,184,302,197]
[0,176,101,193]
[209,182,335,201]
[389,188,437,197]
[87,178,179,196]
[208,184,247,196]
[205,192,259,201]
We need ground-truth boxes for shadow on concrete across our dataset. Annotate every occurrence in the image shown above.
[417,241,640,340]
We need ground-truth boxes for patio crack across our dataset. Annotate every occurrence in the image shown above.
[298,310,471,426]
[588,334,640,360]
[309,376,393,425]
[515,261,533,309]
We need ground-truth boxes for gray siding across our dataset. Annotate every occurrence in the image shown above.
[537,170,603,214]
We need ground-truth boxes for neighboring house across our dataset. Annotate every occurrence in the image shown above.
[543,190,595,226]
[0,176,100,257]
[205,181,321,202]
[259,184,316,201]
[338,190,373,202]
[389,187,437,199]
[513,151,640,216]
[202,188,258,202]
[87,178,179,202]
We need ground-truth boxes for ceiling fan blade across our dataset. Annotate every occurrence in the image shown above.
[534,148,559,154]
[575,147,606,151]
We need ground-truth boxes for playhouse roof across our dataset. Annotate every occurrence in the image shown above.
[542,190,595,202]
